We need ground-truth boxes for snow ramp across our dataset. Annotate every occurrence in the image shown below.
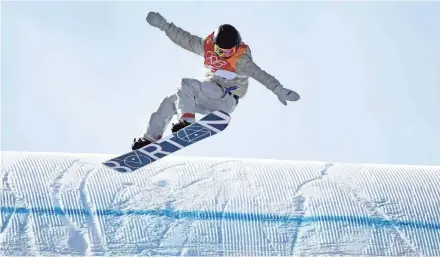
[1,151,440,256]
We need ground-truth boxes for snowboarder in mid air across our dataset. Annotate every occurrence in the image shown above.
[132,11,300,150]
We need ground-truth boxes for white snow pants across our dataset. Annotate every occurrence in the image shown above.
[143,78,238,140]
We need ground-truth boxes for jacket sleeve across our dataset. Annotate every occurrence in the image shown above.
[163,22,205,57]
[236,50,284,93]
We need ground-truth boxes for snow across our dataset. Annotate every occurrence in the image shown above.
[1,151,440,256]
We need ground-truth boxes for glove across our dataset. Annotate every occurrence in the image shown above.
[273,85,300,105]
[146,12,169,31]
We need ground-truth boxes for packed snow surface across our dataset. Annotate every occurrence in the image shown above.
[1,151,440,256]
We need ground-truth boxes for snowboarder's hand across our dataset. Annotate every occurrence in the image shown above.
[273,85,300,105]
[146,12,169,31]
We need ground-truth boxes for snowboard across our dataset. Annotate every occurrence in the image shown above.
[102,110,231,173]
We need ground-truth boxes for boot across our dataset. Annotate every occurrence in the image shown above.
[131,137,154,150]
[171,119,192,133]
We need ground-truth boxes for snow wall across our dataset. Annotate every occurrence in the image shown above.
[1,151,440,256]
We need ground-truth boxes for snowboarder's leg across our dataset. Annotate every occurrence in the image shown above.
[133,78,238,150]
[170,78,202,133]
[132,93,178,150]
[144,94,178,139]
[171,80,238,133]
[195,81,239,115]
[146,78,204,137]
[176,79,239,116]
[176,78,200,122]
[133,78,201,150]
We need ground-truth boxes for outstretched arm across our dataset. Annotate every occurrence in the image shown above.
[146,12,205,57]
[237,50,300,105]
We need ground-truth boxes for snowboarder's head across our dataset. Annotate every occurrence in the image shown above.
[213,24,242,58]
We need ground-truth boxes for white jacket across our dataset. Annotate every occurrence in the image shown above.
[161,22,286,99]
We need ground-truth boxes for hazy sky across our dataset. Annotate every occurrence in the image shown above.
[2,1,440,166]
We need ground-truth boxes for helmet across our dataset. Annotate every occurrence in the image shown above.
[213,24,242,49]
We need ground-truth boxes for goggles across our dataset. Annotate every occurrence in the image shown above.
[214,44,237,58]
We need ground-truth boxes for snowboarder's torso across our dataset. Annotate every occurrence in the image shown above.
[202,33,250,98]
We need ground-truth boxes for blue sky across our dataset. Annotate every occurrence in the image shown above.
[2,1,440,165]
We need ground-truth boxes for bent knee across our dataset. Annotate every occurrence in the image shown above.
[157,94,178,113]
[163,94,178,105]
[180,78,201,92]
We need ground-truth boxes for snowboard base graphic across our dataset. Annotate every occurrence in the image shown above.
[102,110,231,173]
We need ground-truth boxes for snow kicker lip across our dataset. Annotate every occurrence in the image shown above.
[1,206,439,231]
[3,151,440,255]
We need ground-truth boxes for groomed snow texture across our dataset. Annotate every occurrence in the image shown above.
[1,151,440,256]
